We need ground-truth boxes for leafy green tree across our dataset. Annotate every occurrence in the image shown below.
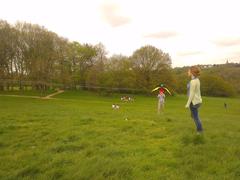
[131,45,172,91]
[15,22,56,90]
[0,20,14,89]
[201,74,236,97]
[105,55,136,91]
[68,42,97,87]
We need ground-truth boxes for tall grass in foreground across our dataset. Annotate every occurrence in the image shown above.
[0,91,239,179]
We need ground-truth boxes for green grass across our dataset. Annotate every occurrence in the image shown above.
[0,91,240,179]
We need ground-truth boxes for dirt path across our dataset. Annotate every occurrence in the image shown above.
[0,94,40,99]
[41,90,65,99]
[0,90,65,100]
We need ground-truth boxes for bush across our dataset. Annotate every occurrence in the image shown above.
[201,75,237,97]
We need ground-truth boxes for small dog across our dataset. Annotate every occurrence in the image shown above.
[121,96,134,102]
[112,104,120,109]
[224,102,227,110]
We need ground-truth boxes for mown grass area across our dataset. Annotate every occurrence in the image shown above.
[0,91,240,179]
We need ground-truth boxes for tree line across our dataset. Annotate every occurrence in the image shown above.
[174,63,240,97]
[0,20,239,96]
[0,20,173,93]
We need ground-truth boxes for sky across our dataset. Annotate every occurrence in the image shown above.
[0,0,240,67]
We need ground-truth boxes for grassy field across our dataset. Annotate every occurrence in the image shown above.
[0,90,240,179]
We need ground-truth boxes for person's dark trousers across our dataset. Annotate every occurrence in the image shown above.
[190,103,203,132]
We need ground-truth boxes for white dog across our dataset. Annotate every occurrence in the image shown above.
[112,104,120,109]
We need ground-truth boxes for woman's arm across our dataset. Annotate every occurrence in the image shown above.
[185,80,196,108]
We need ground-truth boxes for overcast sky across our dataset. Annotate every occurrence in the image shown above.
[1,0,240,67]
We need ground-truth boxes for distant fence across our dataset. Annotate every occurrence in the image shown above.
[0,79,64,90]
[0,79,150,94]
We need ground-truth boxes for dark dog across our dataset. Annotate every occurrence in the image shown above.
[224,102,227,110]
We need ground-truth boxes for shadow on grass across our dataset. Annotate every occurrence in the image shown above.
[16,166,41,179]
[0,142,7,148]
[181,134,206,145]
[50,170,64,180]
[75,117,95,125]
[102,166,133,179]
[51,143,88,153]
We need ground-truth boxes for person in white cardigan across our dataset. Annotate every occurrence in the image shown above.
[185,66,203,133]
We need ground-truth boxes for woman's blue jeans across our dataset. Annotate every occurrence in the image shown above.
[190,103,203,132]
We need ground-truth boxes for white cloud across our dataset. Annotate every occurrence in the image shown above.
[177,51,203,57]
[144,31,178,39]
[213,37,240,47]
[99,1,131,27]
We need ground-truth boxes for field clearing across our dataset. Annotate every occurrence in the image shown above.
[0,90,240,179]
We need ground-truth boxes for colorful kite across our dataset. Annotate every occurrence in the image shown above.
[151,84,172,95]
